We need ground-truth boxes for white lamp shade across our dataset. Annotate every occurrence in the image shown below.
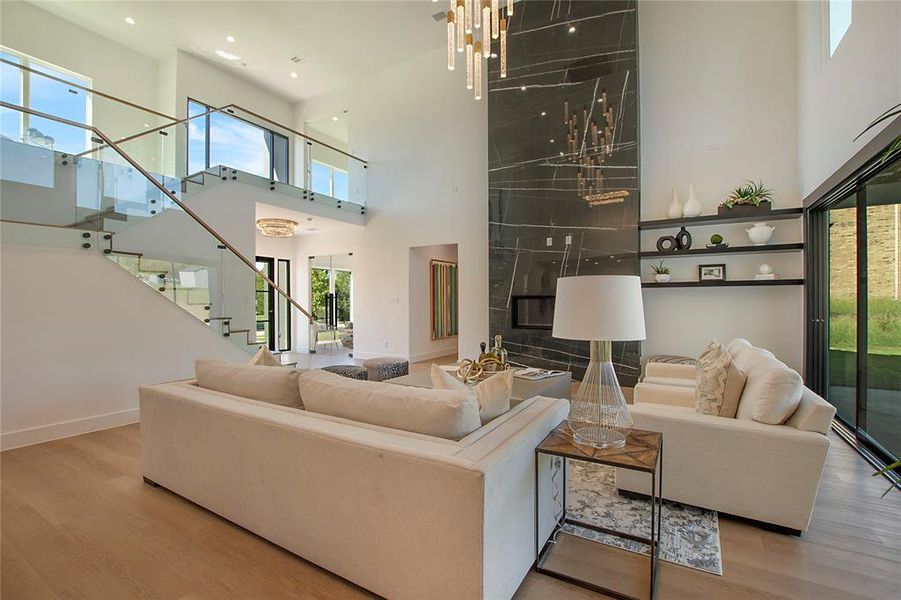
[552,275,646,341]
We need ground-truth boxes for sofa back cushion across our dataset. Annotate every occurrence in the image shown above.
[784,387,836,434]
[299,369,481,440]
[195,358,305,408]
[735,354,803,425]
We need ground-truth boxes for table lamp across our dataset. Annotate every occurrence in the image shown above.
[552,275,646,449]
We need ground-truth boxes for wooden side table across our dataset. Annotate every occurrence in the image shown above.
[535,423,663,600]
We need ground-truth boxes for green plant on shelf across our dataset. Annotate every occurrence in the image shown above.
[650,261,670,275]
[710,234,724,245]
[721,180,774,209]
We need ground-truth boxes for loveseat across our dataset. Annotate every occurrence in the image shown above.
[616,339,836,534]
[140,361,568,600]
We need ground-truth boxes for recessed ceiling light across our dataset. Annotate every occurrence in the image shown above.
[568,25,576,33]
[290,72,298,79]
[226,35,235,43]
[143,123,150,128]
[332,116,339,122]
[125,16,135,25]
[215,49,241,61]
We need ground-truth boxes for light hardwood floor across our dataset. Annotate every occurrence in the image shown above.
[2,367,899,599]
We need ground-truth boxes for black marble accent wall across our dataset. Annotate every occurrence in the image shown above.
[488,0,640,384]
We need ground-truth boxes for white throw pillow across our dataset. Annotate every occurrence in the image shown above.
[299,369,481,440]
[430,364,513,423]
[695,342,747,418]
[248,345,281,367]
[195,358,304,408]
[735,355,803,424]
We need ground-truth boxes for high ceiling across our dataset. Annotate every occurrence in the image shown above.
[31,0,445,102]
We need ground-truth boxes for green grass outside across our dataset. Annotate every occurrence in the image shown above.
[829,296,901,356]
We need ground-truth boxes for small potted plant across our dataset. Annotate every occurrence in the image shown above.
[650,261,671,283]
[718,180,774,216]
[707,233,728,249]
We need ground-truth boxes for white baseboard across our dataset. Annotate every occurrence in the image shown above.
[408,347,459,363]
[1,408,140,451]
[350,350,408,360]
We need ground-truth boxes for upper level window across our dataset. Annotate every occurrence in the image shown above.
[310,160,349,201]
[187,99,289,182]
[0,47,91,153]
[828,0,852,57]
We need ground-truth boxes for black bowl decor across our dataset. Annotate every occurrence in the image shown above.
[656,235,677,252]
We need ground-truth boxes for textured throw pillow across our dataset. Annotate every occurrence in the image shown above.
[431,364,513,423]
[248,345,281,367]
[299,369,480,440]
[195,358,304,408]
[735,355,803,424]
[695,341,747,418]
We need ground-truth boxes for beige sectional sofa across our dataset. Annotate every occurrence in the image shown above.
[140,364,569,600]
[616,339,836,534]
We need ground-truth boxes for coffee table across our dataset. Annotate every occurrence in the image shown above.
[386,368,571,402]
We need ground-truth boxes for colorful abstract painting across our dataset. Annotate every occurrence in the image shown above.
[430,260,458,339]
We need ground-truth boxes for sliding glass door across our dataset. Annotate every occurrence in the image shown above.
[812,155,901,462]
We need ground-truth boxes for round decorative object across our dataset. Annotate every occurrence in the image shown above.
[745,222,775,246]
[710,233,724,245]
[758,263,773,275]
[654,273,671,283]
[656,235,677,252]
[675,226,692,250]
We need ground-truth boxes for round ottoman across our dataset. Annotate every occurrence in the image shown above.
[321,365,368,380]
[362,357,409,382]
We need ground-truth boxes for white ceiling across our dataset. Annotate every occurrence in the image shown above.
[32,0,446,102]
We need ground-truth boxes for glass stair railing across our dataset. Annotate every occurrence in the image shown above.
[0,101,313,363]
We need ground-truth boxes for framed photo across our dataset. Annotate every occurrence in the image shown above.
[698,263,726,281]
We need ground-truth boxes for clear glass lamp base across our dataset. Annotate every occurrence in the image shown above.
[567,340,633,450]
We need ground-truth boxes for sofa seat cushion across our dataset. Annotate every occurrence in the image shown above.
[430,365,513,424]
[735,355,803,425]
[195,358,305,408]
[299,369,481,440]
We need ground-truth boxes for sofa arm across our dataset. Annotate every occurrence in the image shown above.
[455,396,569,600]
[645,362,696,381]
[634,382,696,408]
[616,403,830,531]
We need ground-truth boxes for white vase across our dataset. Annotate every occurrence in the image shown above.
[683,185,702,217]
[745,222,775,246]
[654,273,671,283]
[667,189,683,219]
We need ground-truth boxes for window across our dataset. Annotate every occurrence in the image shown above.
[187,99,289,182]
[828,0,852,57]
[310,160,349,201]
[0,47,91,153]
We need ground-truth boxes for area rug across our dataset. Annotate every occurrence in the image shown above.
[563,460,723,575]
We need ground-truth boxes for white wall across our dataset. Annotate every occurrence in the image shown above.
[294,47,488,361]
[409,244,458,362]
[797,0,901,198]
[0,237,249,450]
[639,0,804,370]
[0,0,163,139]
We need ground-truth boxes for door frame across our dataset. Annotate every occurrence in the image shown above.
[255,256,276,351]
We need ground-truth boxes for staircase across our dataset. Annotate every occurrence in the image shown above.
[0,100,331,365]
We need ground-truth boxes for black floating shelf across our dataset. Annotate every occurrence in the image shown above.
[639,208,803,230]
[642,278,804,288]
[640,242,804,258]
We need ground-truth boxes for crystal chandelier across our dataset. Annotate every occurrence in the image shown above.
[446,0,511,99]
[563,91,626,205]
[255,218,298,238]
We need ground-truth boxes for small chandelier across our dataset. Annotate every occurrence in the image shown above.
[256,218,298,237]
[446,0,512,100]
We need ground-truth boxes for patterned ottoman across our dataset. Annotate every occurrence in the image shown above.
[362,357,410,382]
[321,365,368,380]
